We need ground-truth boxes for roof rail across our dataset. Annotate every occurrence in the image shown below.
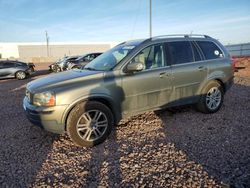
[151,34,211,40]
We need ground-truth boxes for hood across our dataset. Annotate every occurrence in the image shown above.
[27,69,102,93]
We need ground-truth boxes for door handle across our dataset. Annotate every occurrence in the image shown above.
[159,72,170,78]
[198,66,207,71]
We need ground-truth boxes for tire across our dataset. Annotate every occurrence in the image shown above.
[51,65,56,72]
[15,71,26,80]
[66,101,114,147]
[196,80,224,113]
[55,66,61,72]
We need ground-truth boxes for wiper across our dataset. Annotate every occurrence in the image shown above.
[84,67,97,71]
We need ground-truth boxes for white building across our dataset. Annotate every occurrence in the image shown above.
[0,42,117,62]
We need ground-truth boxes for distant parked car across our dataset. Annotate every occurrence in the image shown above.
[56,56,79,72]
[0,60,35,80]
[48,62,57,72]
[67,53,102,70]
[49,56,68,72]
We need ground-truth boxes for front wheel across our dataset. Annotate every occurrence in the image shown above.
[67,101,114,147]
[16,71,26,80]
[54,65,61,72]
[196,81,224,113]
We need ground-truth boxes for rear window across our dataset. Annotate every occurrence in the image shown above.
[196,41,224,60]
[167,41,194,65]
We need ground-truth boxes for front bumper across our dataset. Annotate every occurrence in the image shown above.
[26,68,35,75]
[23,97,68,134]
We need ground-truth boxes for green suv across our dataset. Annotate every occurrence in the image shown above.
[23,34,234,147]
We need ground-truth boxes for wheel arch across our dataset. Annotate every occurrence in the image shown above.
[197,77,226,96]
[63,96,119,131]
[15,69,26,79]
[214,78,226,92]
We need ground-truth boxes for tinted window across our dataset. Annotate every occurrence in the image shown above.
[3,62,15,68]
[191,43,202,61]
[83,54,95,61]
[132,44,165,70]
[196,41,223,60]
[16,62,25,66]
[81,55,89,62]
[168,41,193,65]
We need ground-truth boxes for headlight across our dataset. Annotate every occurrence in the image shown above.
[26,89,31,102]
[33,91,56,107]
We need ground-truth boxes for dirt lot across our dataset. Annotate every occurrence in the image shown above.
[0,60,249,187]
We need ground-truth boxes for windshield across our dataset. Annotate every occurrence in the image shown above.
[76,55,86,61]
[84,44,136,71]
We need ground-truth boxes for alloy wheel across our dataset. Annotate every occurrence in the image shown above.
[76,110,108,142]
[206,87,222,110]
[16,71,26,79]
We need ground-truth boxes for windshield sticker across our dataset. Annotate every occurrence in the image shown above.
[214,50,220,56]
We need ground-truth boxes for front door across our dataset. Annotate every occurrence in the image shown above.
[121,44,173,117]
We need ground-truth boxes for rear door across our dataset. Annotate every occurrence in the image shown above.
[0,62,5,77]
[167,41,207,105]
[0,62,16,77]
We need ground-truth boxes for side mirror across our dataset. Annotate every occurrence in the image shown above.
[126,62,144,73]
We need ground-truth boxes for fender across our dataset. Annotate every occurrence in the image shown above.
[61,93,119,129]
[196,70,226,95]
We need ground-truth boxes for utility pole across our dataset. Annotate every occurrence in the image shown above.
[149,0,152,38]
[45,31,49,57]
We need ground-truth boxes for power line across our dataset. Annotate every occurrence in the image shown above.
[130,0,142,39]
[149,0,152,38]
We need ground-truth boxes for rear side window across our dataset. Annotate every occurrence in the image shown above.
[3,62,15,68]
[167,41,193,65]
[16,62,25,66]
[196,41,224,60]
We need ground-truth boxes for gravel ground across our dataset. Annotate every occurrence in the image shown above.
[0,63,249,187]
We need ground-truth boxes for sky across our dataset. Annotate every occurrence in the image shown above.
[0,0,249,44]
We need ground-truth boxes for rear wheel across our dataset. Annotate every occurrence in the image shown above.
[196,81,224,113]
[67,101,114,147]
[15,71,26,80]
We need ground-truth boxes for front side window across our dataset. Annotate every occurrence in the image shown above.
[196,41,224,60]
[131,44,165,70]
[167,41,194,65]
